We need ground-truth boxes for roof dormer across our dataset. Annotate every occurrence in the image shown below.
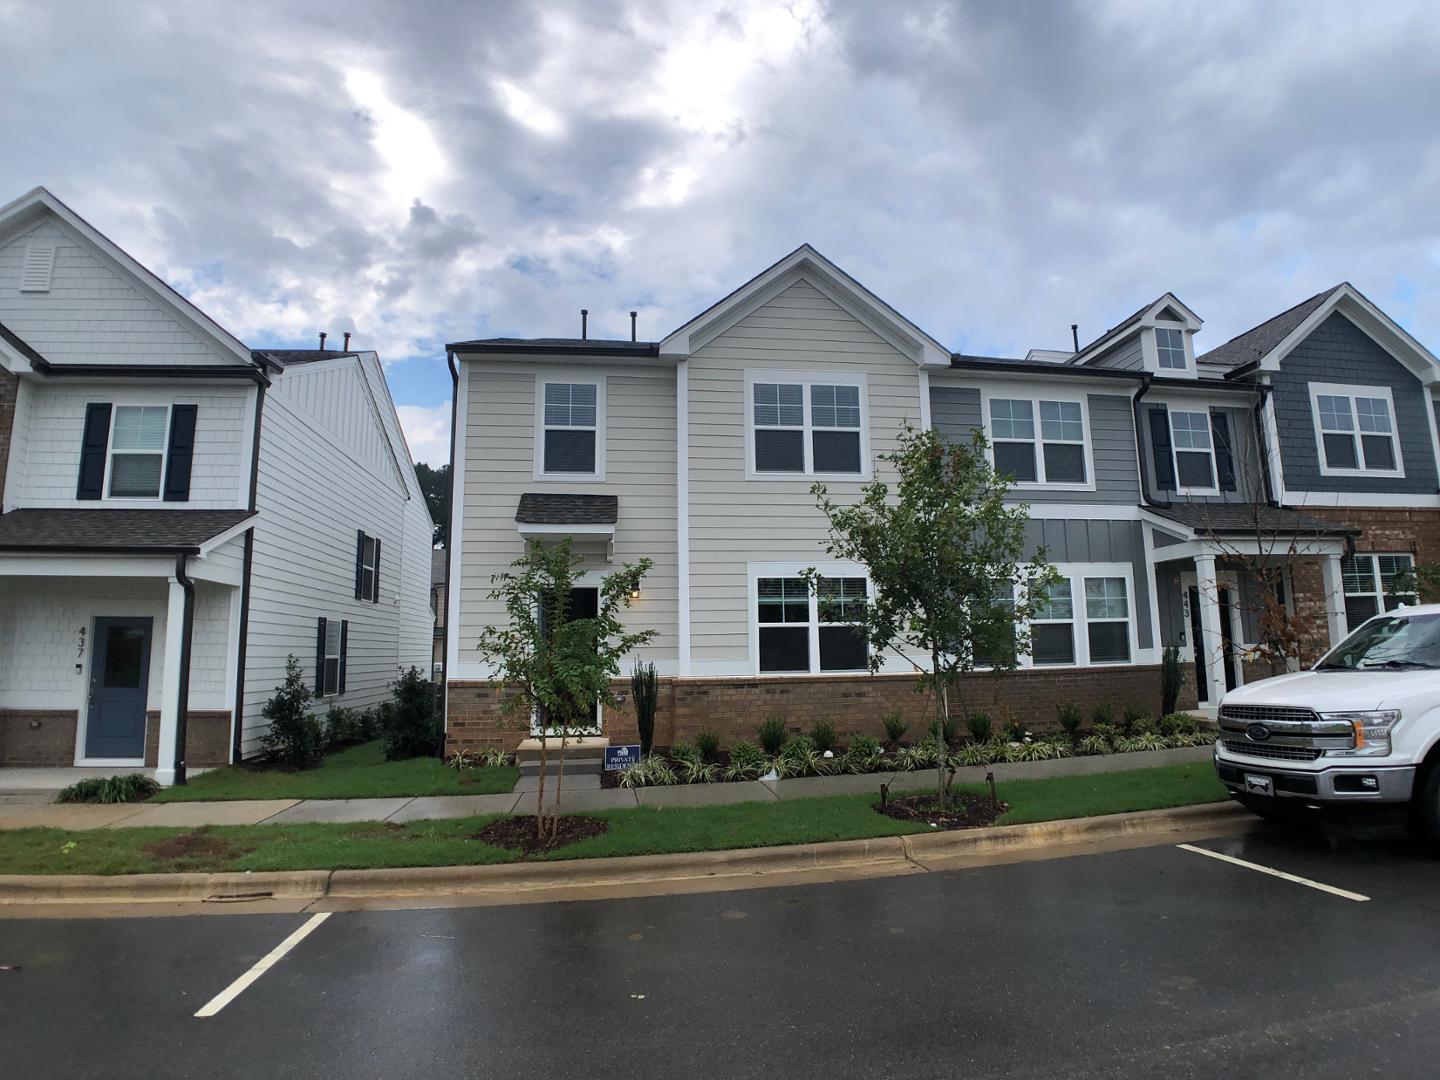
[1139,295,1203,379]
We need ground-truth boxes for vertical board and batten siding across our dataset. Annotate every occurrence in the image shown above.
[1088,335,1144,371]
[0,219,236,366]
[929,384,1141,503]
[1272,312,1439,495]
[1023,519,1155,651]
[1138,402,1262,504]
[9,381,250,508]
[455,363,679,668]
[686,278,924,667]
[241,360,432,756]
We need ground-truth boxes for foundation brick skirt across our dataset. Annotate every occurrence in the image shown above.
[446,666,1200,754]
[0,709,232,768]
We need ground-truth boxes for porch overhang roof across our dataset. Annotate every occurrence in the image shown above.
[1145,503,1357,539]
[0,508,256,555]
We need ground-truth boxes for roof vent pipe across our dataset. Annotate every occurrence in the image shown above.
[1071,324,1079,352]
[581,309,588,340]
[629,311,637,342]
[319,331,328,350]
[342,331,352,351]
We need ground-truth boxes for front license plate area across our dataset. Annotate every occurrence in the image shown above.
[1244,773,1274,797]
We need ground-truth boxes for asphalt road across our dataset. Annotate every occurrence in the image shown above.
[4,822,1440,1080]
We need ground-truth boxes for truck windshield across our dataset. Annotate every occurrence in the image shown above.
[1315,613,1440,671]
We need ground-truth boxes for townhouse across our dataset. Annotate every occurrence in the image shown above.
[0,187,434,782]
[444,246,1439,752]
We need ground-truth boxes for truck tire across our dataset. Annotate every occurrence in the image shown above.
[1406,762,1440,850]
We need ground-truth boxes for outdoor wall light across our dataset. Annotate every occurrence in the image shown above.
[630,587,641,599]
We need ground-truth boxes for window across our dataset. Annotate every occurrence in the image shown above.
[107,405,170,498]
[1030,578,1076,665]
[988,397,1088,485]
[1169,410,1216,492]
[541,381,599,474]
[1311,384,1401,475]
[749,377,865,476]
[316,617,347,697]
[355,531,381,603]
[756,574,869,673]
[1156,327,1186,370]
[1084,577,1131,663]
[1342,554,1418,631]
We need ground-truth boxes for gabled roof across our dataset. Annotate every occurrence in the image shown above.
[659,244,952,368]
[1070,292,1202,366]
[253,348,360,367]
[1196,286,1343,371]
[0,508,255,554]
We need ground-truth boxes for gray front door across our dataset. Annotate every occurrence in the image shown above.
[85,617,153,760]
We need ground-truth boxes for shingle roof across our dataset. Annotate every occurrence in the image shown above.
[1148,503,1355,537]
[251,349,360,367]
[0,509,256,553]
[1072,300,1154,360]
[0,319,48,366]
[515,493,619,525]
[1196,286,1344,372]
[431,547,447,586]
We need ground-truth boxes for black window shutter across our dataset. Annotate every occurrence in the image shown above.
[372,539,382,603]
[315,617,327,696]
[1148,406,1175,491]
[162,404,198,502]
[354,531,366,599]
[338,621,348,694]
[76,403,112,500]
[1210,409,1236,492]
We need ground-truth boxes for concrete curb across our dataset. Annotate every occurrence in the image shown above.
[0,802,1248,906]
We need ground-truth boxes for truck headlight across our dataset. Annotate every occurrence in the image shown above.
[1321,710,1400,757]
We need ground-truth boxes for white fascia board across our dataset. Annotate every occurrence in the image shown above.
[0,335,37,375]
[1258,285,1439,384]
[1280,491,1440,509]
[0,553,176,577]
[1144,293,1203,330]
[930,367,1142,392]
[196,517,258,558]
[516,522,616,538]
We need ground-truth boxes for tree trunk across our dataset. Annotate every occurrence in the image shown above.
[933,646,949,810]
[552,724,570,838]
[535,724,548,840]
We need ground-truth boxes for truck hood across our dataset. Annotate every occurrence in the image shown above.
[1221,670,1440,713]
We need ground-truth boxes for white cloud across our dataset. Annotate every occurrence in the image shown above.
[396,402,451,467]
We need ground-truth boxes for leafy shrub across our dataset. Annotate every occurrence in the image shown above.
[809,719,837,754]
[695,729,721,762]
[966,711,993,743]
[670,741,700,766]
[631,660,659,755]
[894,742,937,770]
[957,741,998,766]
[1131,714,1158,737]
[479,747,512,767]
[725,740,768,781]
[1091,700,1114,730]
[1077,734,1111,756]
[323,706,366,748]
[446,750,476,771]
[618,755,677,788]
[1158,712,1197,737]
[676,757,720,784]
[380,666,442,761]
[939,714,961,747]
[842,733,885,774]
[259,655,324,769]
[1123,705,1151,735]
[775,744,836,778]
[1002,717,1029,743]
[757,714,788,756]
[1012,740,1067,762]
[55,773,159,804]
[780,734,816,760]
[1160,643,1184,718]
[1056,702,1083,741]
[1116,732,1167,753]
[882,710,908,745]
[1093,721,1119,743]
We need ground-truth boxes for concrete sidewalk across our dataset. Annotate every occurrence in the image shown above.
[0,746,1213,831]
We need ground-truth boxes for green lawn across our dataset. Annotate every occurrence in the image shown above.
[149,741,519,802]
[6,763,1226,875]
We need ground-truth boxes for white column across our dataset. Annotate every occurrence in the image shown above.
[1319,553,1348,650]
[153,577,187,787]
[1193,554,1226,705]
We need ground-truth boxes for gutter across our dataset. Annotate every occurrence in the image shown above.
[231,381,267,763]
[1251,380,1279,507]
[1131,374,1167,509]
[173,552,196,786]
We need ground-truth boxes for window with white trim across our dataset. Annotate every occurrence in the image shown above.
[1169,410,1217,492]
[542,382,599,474]
[751,380,863,475]
[1312,385,1400,475]
[1030,577,1076,665]
[1342,553,1417,631]
[107,405,170,498]
[1084,577,1131,664]
[756,575,868,673]
[319,618,345,697]
[988,397,1088,484]
[1156,327,1187,370]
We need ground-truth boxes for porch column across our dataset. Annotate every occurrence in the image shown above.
[1193,554,1226,706]
[1319,553,1348,650]
[153,577,187,787]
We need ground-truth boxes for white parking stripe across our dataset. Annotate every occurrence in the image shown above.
[1176,844,1370,902]
[194,913,332,1018]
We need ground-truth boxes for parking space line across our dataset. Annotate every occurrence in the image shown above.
[1176,844,1370,902]
[194,913,332,1018]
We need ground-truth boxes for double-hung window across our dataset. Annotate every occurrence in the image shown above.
[315,616,348,697]
[1084,577,1131,664]
[1342,554,1418,631]
[756,574,868,673]
[108,405,170,498]
[988,397,1087,485]
[1312,384,1400,475]
[355,531,381,603]
[541,381,600,475]
[1156,327,1187,370]
[1030,578,1076,665]
[1169,410,1217,492]
[750,378,864,476]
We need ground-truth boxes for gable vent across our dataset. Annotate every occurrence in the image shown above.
[20,245,56,292]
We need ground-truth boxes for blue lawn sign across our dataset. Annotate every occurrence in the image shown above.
[604,744,643,771]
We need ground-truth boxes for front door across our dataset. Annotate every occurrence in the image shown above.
[1187,585,1239,704]
[533,587,602,735]
[85,617,153,761]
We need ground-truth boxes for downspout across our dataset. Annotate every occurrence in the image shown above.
[441,349,459,736]
[230,381,266,763]
[173,552,196,785]
[1131,373,1166,507]
[1251,380,1278,507]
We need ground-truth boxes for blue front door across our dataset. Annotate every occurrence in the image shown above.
[85,617,153,760]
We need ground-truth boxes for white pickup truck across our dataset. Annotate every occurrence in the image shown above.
[1214,603,1440,841]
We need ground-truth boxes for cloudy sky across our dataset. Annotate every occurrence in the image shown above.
[3,0,1438,465]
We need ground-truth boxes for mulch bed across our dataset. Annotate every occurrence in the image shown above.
[877,792,1008,830]
[141,831,249,867]
[474,815,608,855]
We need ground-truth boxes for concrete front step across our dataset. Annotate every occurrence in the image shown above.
[519,760,603,777]
[514,737,609,766]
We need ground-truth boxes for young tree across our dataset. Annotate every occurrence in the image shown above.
[809,425,1056,808]
[475,539,654,839]
[415,462,450,548]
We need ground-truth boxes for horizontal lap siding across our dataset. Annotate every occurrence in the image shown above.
[455,364,679,668]
[688,279,923,668]
[1139,402,1262,504]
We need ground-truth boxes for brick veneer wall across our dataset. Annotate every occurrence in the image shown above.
[446,665,1200,753]
[0,709,231,767]
[0,369,17,504]
[143,710,232,768]
[1300,508,1440,564]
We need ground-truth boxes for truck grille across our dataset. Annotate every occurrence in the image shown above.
[1219,705,1320,725]
[1221,739,1324,762]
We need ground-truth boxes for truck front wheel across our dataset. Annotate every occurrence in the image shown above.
[1406,761,1440,849]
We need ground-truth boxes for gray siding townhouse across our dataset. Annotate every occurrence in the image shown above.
[444,247,1440,752]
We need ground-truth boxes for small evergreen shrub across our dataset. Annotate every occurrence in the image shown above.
[380,666,442,761]
[809,719,837,754]
[631,660,659,755]
[1158,712,1197,737]
[1003,716,1029,743]
[725,740,768,781]
[695,729,720,762]
[1091,700,1115,730]
[670,741,700,765]
[259,655,324,769]
[1056,702,1083,742]
[1160,643,1184,718]
[55,773,159,804]
[757,714,788,755]
[1123,705,1151,735]
[966,711,993,743]
[882,710,908,744]
[939,714,960,747]
[323,706,371,748]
